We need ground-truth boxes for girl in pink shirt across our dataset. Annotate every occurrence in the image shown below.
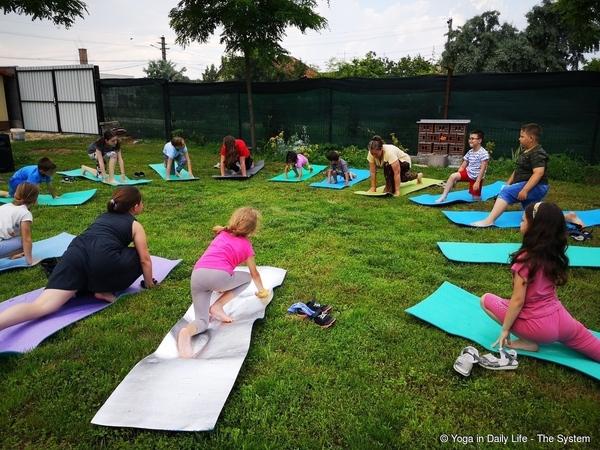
[178,207,269,358]
[284,151,313,179]
[481,202,600,361]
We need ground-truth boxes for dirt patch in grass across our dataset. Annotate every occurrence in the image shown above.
[29,147,77,155]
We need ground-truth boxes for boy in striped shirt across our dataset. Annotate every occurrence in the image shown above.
[436,130,489,203]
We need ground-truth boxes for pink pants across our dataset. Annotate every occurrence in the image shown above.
[483,293,600,362]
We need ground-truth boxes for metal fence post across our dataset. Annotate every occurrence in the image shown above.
[163,80,172,140]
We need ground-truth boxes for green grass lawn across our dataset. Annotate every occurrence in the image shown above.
[1,137,599,449]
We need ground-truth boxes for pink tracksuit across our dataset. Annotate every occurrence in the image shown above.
[483,261,600,361]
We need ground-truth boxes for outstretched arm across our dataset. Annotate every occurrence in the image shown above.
[493,272,526,348]
[132,221,154,288]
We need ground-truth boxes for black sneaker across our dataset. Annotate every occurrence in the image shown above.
[306,300,332,314]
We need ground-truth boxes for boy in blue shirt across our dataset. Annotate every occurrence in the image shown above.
[1,157,57,198]
[163,136,194,180]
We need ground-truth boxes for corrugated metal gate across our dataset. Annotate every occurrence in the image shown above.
[16,65,101,134]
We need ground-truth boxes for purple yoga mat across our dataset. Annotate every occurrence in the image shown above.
[0,256,181,354]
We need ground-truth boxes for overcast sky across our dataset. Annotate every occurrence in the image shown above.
[0,0,583,79]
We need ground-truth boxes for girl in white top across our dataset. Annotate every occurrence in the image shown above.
[0,182,39,265]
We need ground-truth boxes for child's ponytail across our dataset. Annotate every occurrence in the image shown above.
[214,207,261,237]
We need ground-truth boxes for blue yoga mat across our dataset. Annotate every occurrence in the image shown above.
[0,232,75,272]
[409,180,505,206]
[437,242,600,268]
[405,281,600,380]
[148,163,198,181]
[309,168,370,189]
[58,169,151,185]
[442,209,600,228]
[269,164,327,182]
[0,189,97,206]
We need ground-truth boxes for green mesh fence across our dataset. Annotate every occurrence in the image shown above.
[100,72,600,162]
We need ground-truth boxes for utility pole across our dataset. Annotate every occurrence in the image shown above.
[443,18,453,119]
[151,36,169,61]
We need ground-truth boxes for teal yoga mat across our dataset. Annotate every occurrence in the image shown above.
[0,232,75,272]
[409,180,505,206]
[443,209,600,228]
[148,163,198,181]
[0,189,97,206]
[58,169,151,185]
[269,164,327,182]
[405,281,600,380]
[438,242,600,268]
[310,168,370,189]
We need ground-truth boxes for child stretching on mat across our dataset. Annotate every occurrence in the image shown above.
[163,136,194,180]
[284,151,313,179]
[0,187,155,333]
[326,150,355,186]
[0,183,39,265]
[82,130,126,185]
[177,207,269,358]
[481,201,600,361]
[472,123,548,227]
[436,130,489,203]
[220,135,253,177]
[1,157,57,199]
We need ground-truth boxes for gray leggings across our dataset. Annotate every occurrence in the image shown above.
[190,268,251,334]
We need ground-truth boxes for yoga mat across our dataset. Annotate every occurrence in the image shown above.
[269,164,327,182]
[354,177,443,196]
[409,180,505,206]
[148,163,198,181]
[212,160,265,179]
[0,232,75,272]
[58,168,151,185]
[92,266,287,431]
[0,256,181,354]
[0,189,97,206]
[438,242,600,268]
[406,281,600,380]
[443,209,600,228]
[310,168,370,189]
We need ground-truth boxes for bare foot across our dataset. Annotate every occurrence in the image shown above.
[471,220,493,228]
[565,212,585,228]
[435,196,446,204]
[209,304,233,323]
[94,292,117,303]
[177,327,194,358]
[417,173,423,184]
[9,251,25,260]
[507,339,539,352]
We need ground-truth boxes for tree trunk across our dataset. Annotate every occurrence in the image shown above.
[244,51,257,151]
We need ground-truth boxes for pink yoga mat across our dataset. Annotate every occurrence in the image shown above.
[0,256,181,354]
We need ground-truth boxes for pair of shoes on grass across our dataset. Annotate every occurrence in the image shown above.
[61,176,76,183]
[453,345,518,376]
[569,226,592,242]
[287,300,336,328]
[134,171,145,178]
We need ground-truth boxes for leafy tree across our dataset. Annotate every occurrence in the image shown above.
[169,0,327,150]
[584,58,600,71]
[2,0,87,27]
[554,0,600,54]
[322,52,439,78]
[215,52,315,81]
[143,59,189,81]
[202,64,219,82]
[442,11,535,73]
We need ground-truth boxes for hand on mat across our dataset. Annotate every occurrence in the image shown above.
[120,174,126,183]
[256,288,270,299]
[28,258,41,266]
[140,278,157,289]
[368,187,377,193]
[492,329,511,349]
